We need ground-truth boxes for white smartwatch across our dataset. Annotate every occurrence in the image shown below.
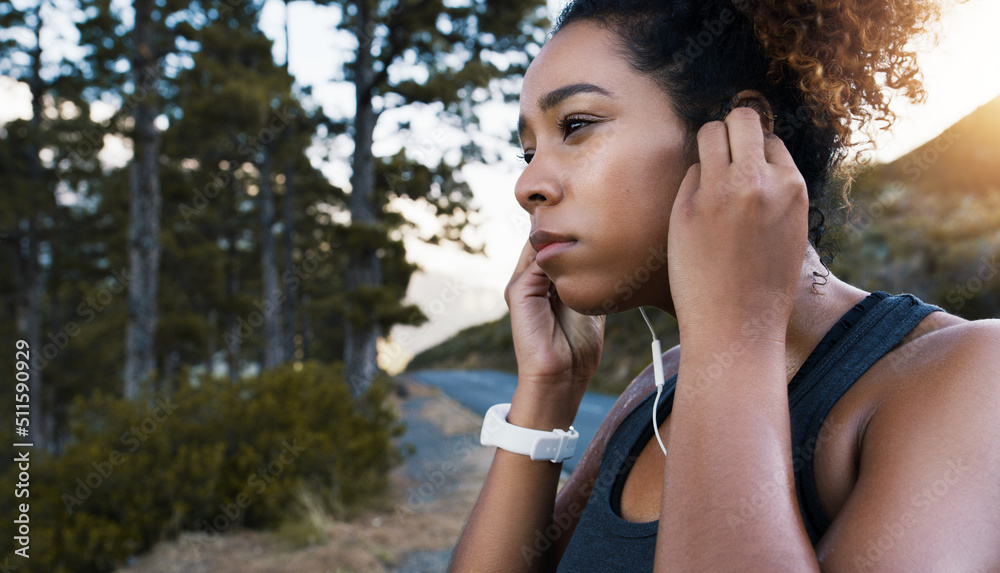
[480,403,579,463]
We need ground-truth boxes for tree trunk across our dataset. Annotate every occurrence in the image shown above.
[162,350,180,388]
[301,290,313,359]
[21,220,44,445]
[124,0,162,399]
[257,143,284,369]
[225,270,241,381]
[344,0,383,396]
[227,315,240,381]
[282,160,297,362]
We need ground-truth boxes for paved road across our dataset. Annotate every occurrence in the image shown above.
[407,369,618,474]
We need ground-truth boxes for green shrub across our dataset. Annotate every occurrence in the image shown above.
[0,361,403,573]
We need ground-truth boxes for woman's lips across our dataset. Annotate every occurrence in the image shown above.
[529,230,575,251]
[530,230,577,265]
[535,240,576,265]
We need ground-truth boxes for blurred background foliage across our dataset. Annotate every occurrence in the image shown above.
[830,96,1000,320]
[0,362,402,572]
[0,0,548,569]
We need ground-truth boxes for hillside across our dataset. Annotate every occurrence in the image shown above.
[408,309,678,396]
[831,94,1000,319]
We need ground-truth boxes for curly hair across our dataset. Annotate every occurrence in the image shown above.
[553,0,940,255]
[742,0,938,151]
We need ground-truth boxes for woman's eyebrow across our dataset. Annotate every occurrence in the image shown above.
[539,82,614,112]
[517,82,615,140]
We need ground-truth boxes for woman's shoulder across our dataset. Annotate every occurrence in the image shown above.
[816,312,1000,568]
[875,309,1000,386]
[858,310,1000,441]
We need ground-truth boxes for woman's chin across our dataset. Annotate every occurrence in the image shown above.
[551,282,625,316]
[551,277,672,316]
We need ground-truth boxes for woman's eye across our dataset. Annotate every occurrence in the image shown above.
[557,116,591,139]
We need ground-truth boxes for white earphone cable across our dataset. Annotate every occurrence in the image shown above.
[639,307,667,456]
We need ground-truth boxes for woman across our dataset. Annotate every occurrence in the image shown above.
[452,0,1000,571]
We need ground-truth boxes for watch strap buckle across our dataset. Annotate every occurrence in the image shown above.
[529,426,578,462]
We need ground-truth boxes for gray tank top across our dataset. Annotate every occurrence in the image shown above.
[556,291,941,571]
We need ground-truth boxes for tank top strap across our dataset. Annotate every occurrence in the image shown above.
[789,291,942,543]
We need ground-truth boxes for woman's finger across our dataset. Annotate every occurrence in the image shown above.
[673,162,702,207]
[512,237,538,276]
[695,120,732,173]
[506,237,557,305]
[763,132,797,167]
[724,106,766,165]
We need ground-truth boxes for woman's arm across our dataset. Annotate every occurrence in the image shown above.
[450,239,605,572]
[655,335,819,571]
[655,105,1000,571]
[449,377,584,573]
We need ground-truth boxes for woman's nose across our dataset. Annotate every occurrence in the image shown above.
[514,159,564,214]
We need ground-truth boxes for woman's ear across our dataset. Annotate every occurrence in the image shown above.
[730,89,775,134]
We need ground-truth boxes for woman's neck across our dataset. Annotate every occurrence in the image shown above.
[783,246,870,382]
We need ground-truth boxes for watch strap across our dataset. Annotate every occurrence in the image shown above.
[480,403,579,463]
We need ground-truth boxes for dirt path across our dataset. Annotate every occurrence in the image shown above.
[116,376,493,573]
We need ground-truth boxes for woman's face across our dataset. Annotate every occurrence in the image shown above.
[516,21,693,315]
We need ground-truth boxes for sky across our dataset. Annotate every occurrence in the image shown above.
[3,0,1000,374]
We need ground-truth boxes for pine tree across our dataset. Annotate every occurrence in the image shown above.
[0,0,107,447]
[75,0,230,394]
[320,0,548,395]
[161,0,342,377]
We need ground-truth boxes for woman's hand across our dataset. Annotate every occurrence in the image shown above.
[667,105,809,343]
[504,239,605,425]
[656,106,817,573]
